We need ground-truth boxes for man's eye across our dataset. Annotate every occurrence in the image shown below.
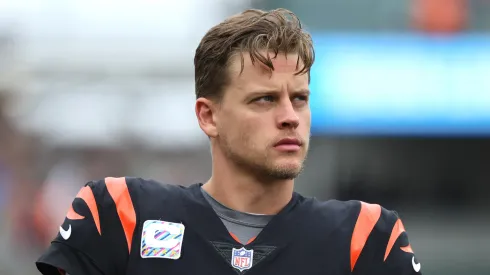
[255,95,274,102]
[293,95,308,102]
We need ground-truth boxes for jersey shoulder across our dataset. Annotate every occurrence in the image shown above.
[74,176,186,239]
[308,198,401,232]
[92,177,191,241]
[307,199,420,274]
[123,177,194,220]
[122,177,188,208]
[36,177,188,275]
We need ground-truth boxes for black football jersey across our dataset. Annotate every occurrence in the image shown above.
[36,177,422,275]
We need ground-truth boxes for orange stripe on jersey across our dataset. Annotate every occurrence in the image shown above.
[384,219,407,261]
[400,244,413,254]
[350,202,381,272]
[66,205,84,220]
[229,232,241,243]
[74,186,101,235]
[105,177,137,254]
[246,236,256,245]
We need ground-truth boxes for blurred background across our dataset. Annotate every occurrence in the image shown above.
[0,0,489,274]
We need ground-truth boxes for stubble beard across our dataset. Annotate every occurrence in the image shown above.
[219,134,308,181]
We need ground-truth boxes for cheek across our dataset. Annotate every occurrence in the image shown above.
[298,108,311,127]
[220,112,251,139]
[237,117,258,139]
[231,115,267,145]
[305,113,311,127]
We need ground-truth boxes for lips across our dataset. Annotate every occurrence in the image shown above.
[273,137,303,152]
[274,138,302,147]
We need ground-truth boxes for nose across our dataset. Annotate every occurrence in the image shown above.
[276,100,300,130]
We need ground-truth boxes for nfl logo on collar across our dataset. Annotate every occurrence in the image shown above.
[231,247,254,272]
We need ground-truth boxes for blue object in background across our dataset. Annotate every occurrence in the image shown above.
[309,34,490,136]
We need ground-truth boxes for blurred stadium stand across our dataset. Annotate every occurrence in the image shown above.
[0,0,489,274]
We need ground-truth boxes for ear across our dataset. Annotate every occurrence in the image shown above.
[195,97,219,138]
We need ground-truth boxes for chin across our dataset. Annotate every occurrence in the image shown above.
[276,159,302,168]
[271,161,303,177]
[275,155,304,168]
[267,167,302,180]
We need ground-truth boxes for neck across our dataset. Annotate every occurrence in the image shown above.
[203,149,294,215]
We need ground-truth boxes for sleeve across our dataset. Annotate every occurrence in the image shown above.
[351,201,422,275]
[380,219,422,275]
[36,178,137,275]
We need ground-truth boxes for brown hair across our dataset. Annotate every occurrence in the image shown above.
[194,8,315,101]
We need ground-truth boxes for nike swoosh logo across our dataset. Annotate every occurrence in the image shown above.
[60,224,72,240]
[412,256,421,272]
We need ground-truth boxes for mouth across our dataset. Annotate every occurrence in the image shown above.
[274,138,302,152]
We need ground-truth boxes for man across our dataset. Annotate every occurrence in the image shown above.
[36,8,422,275]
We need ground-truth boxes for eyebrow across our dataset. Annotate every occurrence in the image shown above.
[294,89,311,95]
[249,89,310,96]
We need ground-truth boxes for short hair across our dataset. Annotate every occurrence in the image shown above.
[194,8,315,101]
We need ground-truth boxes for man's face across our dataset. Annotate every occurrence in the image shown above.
[215,52,311,180]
